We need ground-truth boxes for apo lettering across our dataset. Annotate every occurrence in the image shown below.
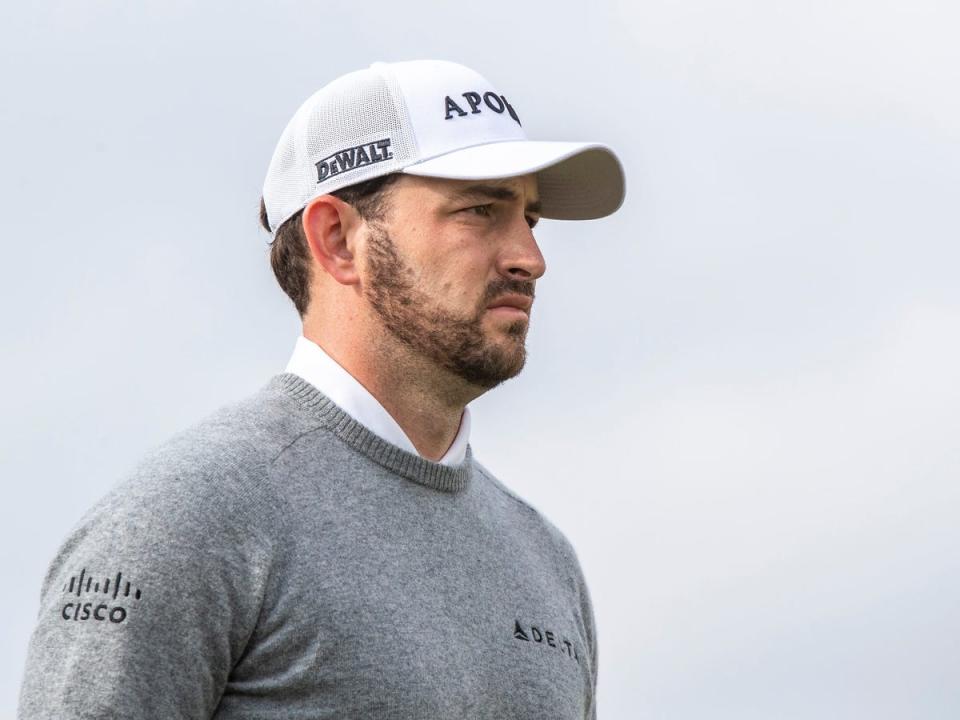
[444,91,521,126]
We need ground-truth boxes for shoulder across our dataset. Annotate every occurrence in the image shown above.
[20,380,317,717]
[472,457,586,582]
[37,377,322,597]
[73,376,322,547]
[140,374,319,478]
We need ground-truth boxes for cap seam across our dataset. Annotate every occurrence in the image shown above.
[372,61,423,166]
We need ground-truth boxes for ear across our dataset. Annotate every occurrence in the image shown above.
[302,195,363,286]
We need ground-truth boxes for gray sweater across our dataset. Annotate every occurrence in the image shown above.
[18,373,598,719]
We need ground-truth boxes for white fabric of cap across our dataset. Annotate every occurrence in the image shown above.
[261,59,625,234]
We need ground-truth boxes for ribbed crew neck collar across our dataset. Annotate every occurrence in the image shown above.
[271,373,473,494]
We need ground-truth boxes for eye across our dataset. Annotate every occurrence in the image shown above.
[464,204,494,217]
[526,215,539,229]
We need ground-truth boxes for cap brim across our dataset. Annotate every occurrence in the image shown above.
[401,140,625,220]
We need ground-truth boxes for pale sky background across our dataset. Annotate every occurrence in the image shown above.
[2,1,959,718]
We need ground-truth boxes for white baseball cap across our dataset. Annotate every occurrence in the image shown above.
[262,59,626,234]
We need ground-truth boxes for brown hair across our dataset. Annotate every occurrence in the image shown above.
[260,173,402,318]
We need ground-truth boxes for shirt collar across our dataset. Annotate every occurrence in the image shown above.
[284,335,471,466]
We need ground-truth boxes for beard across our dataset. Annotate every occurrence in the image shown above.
[363,223,534,390]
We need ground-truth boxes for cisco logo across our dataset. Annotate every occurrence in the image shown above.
[59,569,142,625]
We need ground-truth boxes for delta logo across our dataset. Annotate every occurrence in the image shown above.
[59,568,142,625]
[513,619,580,664]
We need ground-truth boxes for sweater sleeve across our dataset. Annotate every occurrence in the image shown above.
[582,572,599,720]
[17,458,275,720]
[550,528,600,720]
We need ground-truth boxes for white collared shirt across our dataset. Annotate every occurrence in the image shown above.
[284,335,471,466]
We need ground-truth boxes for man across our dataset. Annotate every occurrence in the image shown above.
[18,59,625,719]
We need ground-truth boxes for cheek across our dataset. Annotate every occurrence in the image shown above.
[432,266,479,307]
[401,224,496,308]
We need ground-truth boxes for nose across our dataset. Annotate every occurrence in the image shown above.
[497,213,546,281]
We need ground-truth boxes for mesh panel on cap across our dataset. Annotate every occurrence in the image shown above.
[263,66,419,233]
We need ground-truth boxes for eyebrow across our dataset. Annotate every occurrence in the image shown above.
[450,184,543,215]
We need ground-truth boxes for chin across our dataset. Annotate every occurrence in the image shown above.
[459,343,527,390]
[487,317,528,339]
[495,344,528,380]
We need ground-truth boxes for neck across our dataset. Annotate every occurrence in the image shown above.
[302,320,480,462]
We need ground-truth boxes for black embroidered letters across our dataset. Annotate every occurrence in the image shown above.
[316,138,393,183]
[513,619,579,663]
[444,91,521,126]
[59,568,142,626]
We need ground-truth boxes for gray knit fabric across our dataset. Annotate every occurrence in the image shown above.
[18,373,598,719]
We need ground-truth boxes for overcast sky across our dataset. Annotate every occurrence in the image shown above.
[2,1,959,718]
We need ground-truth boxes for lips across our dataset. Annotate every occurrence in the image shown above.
[486,294,533,313]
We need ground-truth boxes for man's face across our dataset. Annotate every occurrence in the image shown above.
[361,173,545,391]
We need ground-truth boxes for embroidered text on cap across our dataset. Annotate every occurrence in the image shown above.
[444,92,521,126]
[316,138,394,183]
